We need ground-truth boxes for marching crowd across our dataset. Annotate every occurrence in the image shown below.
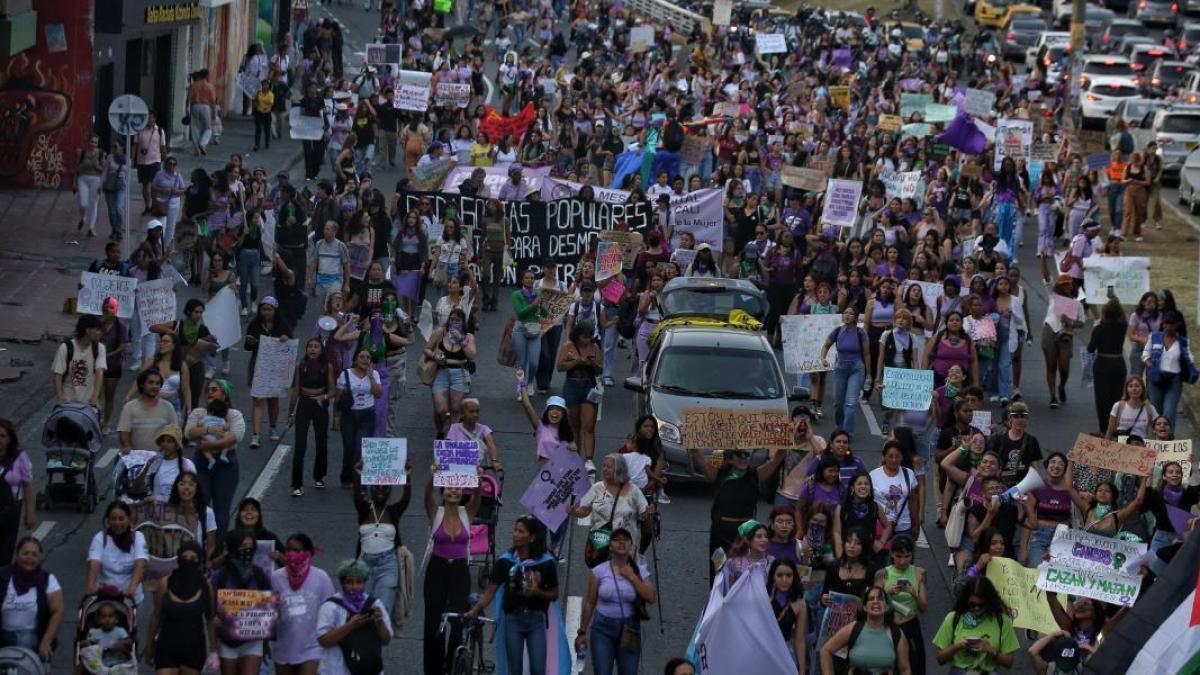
[39,0,1200,672]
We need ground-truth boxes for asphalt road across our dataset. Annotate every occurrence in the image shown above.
[9,8,1196,675]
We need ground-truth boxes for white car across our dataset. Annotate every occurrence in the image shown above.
[1025,31,1070,70]
[1177,147,1200,212]
[1080,77,1143,126]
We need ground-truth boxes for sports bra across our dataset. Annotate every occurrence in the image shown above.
[360,503,397,555]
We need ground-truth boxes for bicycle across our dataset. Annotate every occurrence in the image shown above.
[440,611,496,675]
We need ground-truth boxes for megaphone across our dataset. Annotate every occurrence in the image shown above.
[1002,468,1045,503]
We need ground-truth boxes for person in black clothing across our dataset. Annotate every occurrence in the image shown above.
[984,402,1043,489]
[1141,461,1200,552]
[244,297,294,449]
[687,446,786,583]
[298,83,327,181]
[288,337,335,495]
[966,475,1025,558]
[375,87,399,169]
[274,184,309,295]
[88,242,132,277]
[1087,298,1129,434]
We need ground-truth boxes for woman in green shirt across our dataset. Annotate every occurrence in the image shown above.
[933,576,1019,673]
[511,269,547,398]
[818,585,911,675]
[874,534,927,675]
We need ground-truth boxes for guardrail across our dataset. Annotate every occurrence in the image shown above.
[624,0,713,36]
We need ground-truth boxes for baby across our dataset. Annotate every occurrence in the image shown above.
[80,602,134,674]
[199,398,231,468]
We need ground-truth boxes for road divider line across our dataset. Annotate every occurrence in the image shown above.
[860,401,883,437]
[565,595,582,672]
[95,448,119,469]
[246,444,291,502]
[31,521,55,541]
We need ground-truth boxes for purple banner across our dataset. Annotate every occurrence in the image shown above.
[519,449,591,531]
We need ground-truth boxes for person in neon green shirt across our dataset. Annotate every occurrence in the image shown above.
[933,576,1019,673]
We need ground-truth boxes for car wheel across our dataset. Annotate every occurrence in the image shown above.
[1190,193,1199,214]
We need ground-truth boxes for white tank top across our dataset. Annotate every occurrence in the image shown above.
[359,503,396,555]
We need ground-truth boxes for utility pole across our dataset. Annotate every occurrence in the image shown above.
[1065,0,1087,135]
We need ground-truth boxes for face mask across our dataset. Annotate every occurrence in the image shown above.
[285,551,313,589]
[1094,503,1114,519]
[448,321,465,334]
[343,588,368,614]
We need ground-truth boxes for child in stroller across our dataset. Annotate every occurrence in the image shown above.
[75,595,137,675]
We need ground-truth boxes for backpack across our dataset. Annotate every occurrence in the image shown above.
[326,595,384,675]
[846,619,902,667]
[617,295,639,340]
[61,339,100,384]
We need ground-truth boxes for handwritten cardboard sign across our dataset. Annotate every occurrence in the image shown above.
[217,589,278,640]
[135,277,177,331]
[877,115,902,133]
[1036,559,1142,607]
[754,33,787,54]
[1067,433,1157,476]
[823,179,862,229]
[433,439,479,488]
[1082,257,1150,306]
[881,367,934,411]
[781,166,828,192]
[596,241,622,281]
[434,82,472,109]
[78,272,137,318]
[538,287,574,324]
[971,410,993,433]
[780,314,842,373]
[681,407,792,449]
[1047,524,1146,573]
[986,556,1064,635]
[361,437,408,485]
[1147,439,1193,483]
[250,338,298,399]
[519,449,590,531]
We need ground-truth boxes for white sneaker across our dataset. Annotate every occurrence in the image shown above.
[240,307,249,317]
[916,529,930,548]
[249,435,260,449]
[269,428,281,441]
[585,459,596,477]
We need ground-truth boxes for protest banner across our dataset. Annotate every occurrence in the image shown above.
[598,230,645,269]
[828,86,850,112]
[600,276,625,305]
[900,93,933,119]
[924,103,958,124]
[217,590,278,640]
[250,338,297,399]
[1032,143,1059,162]
[365,42,402,65]
[714,102,741,118]
[400,191,653,282]
[130,501,200,579]
[902,123,933,139]
[816,592,860,657]
[629,25,654,52]
[881,171,923,200]
[877,115,902,133]
[596,242,622,281]
[755,33,787,54]
[680,134,709,166]
[971,410,993,433]
[1067,433,1158,476]
[712,0,731,25]
[538,288,573,324]
[234,71,260,99]
[540,177,630,204]
[519,449,590,531]
[286,107,325,141]
[1036,559,1142,607]
[681,407,792,449]
[135,278,176,332]
[434,82,472,109]
[441,164,552,198]
[882,367,935,411]
[823,179,863,229]
[77,272,137,318]
[781,166,828,192]
[962,88,996,118]
[673,248,697,271]
[1147,439,1193,482]
[361,437,408,485]
[994,118,1034,170]
[1051,294,1081,323]
[203,286,242,350]
[410,157,454,192]
[986,557,1064,635]
[670,188,724,251]
[1082,257,1150,306]
[780,314,842,373]
[394,70,432,112]
[433,440,480,488]
[1048,524,1147,573]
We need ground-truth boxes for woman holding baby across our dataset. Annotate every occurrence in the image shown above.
[185,379,245,540]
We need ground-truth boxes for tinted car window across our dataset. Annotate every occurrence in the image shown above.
[1162,115,1200,134]
[1085,62,1135,76]
[655,346,783,399]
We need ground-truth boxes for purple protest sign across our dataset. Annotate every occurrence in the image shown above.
[899,78,924,92]
[822,179,863,229]
[1167,505,1197,535]
[519,450,591,532]
[832,49,852,70]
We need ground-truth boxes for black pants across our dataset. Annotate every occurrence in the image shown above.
[899,616,926,675]
[302,140,326,179]
[423,556,470,675]
[536,324,563,390]
[253,111,272,149]
[280,247,308,294]
[1093,355,1127,434]
[340,407,374,484]
[293,396,329,488]
[0,501,21,565]
[765,282,795,340]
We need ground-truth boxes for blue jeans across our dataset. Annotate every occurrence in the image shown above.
[1147,373,1183,430]
[104,188,126,240]
[340,407,376,484]
[1027,525,1056,568]
[236,249,260,308]
[1107,185,1125,232]
[590,614,639,675]
[513,325,541,384]
[362,549,399,617]
[831,360,865,438]
[994,328,1013,398]
[601,306,619,379]
[0,629,37,650]
[196,449,239,540]
[994,201,1018,254]
[503,610,547,675]
[1129,344,1146,378]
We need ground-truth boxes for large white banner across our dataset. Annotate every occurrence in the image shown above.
[692,570,795,674]
[1082,256,1151,306]
[538,177,630,204]
[780,314,843,373]
[670,188,724,251]
[288,107,324,141]
[204,287,243,350]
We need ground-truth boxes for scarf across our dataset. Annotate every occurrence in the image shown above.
[11,565,47,596]
[520,287,538,304]
[342,588,368,614]
[107,528,134,553]
[1164,484,1183,506]
[181,318,201,345]
[773,589,790,608]
[229,547,257,586]
[168,554,205,598]
[285,551,313,590]
[1094,503,1114,520]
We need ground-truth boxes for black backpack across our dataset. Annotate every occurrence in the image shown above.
[326,595,383,675]
[617,295,639,340]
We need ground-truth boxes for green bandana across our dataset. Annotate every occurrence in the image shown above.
[961,611,982,630]
[737,520,761,539]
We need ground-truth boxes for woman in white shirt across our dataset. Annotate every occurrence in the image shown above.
[869,441,920,538]
[567,454,650,557]
[86,501,149,604]
[1104,376,1158,440]
[169,471,219,559]
[316,559,391,675]
[138,424,196,503]
[0,537,64,661]
[336,348,382,488]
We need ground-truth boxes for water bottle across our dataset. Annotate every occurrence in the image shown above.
[574,646,587,673]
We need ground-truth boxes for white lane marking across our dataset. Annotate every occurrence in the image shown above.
[31,521,55,542]
[484,74,495,104]
[246,444,292,502]
[860,401,882,437]
[565,595,582,672]
[95,448,119,469]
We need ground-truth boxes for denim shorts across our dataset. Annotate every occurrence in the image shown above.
[562,377,596,407]
[433,366,471,393]
[218,639,263,659]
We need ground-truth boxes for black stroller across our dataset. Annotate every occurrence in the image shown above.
[74,590,138,674]
[37,402,103,513]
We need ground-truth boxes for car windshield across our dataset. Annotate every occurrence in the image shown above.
[1162,115,1200,134]
[1159,66,1191,84]
[660,286,769,319]
[1108,24,1141,37]
[654,346,783,399]
[1134,51,1170,67]
[1125,102,1156,119]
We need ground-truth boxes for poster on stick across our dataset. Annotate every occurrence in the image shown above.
[519,449,590,531]
[216,590,278,640]
[78,272,137,318]
[433,440,480,488]
[822,179,863,229]
[780,314,842,373]
[596,242,622,281]
[361,437,408,485]
[250,339,298,399]
[681,407,792,449]
[1067,433,1158,476]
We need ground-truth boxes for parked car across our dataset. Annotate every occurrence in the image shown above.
[1101,18,1151,52]
[1144,60,1195,96]
[1085,7,1120,45]
[1129,44,1179,72]
[1179,22,1200,48]
[1131,0,1181,26]
[976,0,1035,28]
[1080,54,1138,88]
[1004,15,1048,58]
[1025,30,1071,69]
[1107,99,1168,139]
[1175,146,1200,211]
[1143,104,1200,181]
[1080,76,1143,126]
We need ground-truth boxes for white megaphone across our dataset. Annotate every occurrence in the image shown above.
[1002,468,1045,503]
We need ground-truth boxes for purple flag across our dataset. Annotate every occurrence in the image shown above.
[1167,505,1197,536]
[519,448,591,531]
[938,111,988,156]
[899,78,924,92]
[833,49,852,70]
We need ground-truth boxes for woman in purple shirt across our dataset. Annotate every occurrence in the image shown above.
[1021,453,1086,568]
[762,230,800,347]
[0,420,34,565]
[271,533,336,674]
[820,307,873,439]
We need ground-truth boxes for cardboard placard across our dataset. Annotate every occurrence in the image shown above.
[755,33,787,54]
[1081,257,1150,306]
[780,314,842,373]
[828,86,850,112]
[1147,439,1193,482]
[881,367,935,411]
[519,449,591,531]
[822,179,863,229]
[78,272,137,318]
[878,115,902,133]
[250,338,298,399]
[135,278,177,332]
[434,82,472,109]
[1067,433,1158,476]
[361,437,408,485]
[781,166,828,192]
[217,589,278,640]
[681,407,792,449]
[433,439,480,488]
[986,557,1065,635]
[538,288,573,324]
[1036,559,1142,607]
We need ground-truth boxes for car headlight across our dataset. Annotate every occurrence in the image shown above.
[656,418,681,444]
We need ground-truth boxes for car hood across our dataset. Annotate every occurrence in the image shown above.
[648,388,788,430]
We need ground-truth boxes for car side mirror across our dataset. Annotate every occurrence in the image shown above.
[624,376,644,393]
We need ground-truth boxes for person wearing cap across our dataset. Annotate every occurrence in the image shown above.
[1142,309,1198,430]
[137,424,197,503]
[1041,275,1085,409]
[574,526,656,675]
[984,400,1044,493]
[53,314,108,408]
[327,101,354,176]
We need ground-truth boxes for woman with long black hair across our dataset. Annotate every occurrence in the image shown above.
[288,337,335,497]
[988,156,1026,257]
[86,502,148,604]
[144,541,217,673]
[932,576,1019,672]
[0,420,34,564]
[211,529,272,673]
[244,296,293,448]
[271,533,334,675]
[421,464,482,675]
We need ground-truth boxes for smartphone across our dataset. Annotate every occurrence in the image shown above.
[966,637,981,649]
[990,495,1000,508]
[1106,285,1116,300]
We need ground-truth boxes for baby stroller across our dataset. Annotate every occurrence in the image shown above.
[38,402,103,513]
[468,469,503,589]
[0,646,44,674]
[74,591,138,675]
